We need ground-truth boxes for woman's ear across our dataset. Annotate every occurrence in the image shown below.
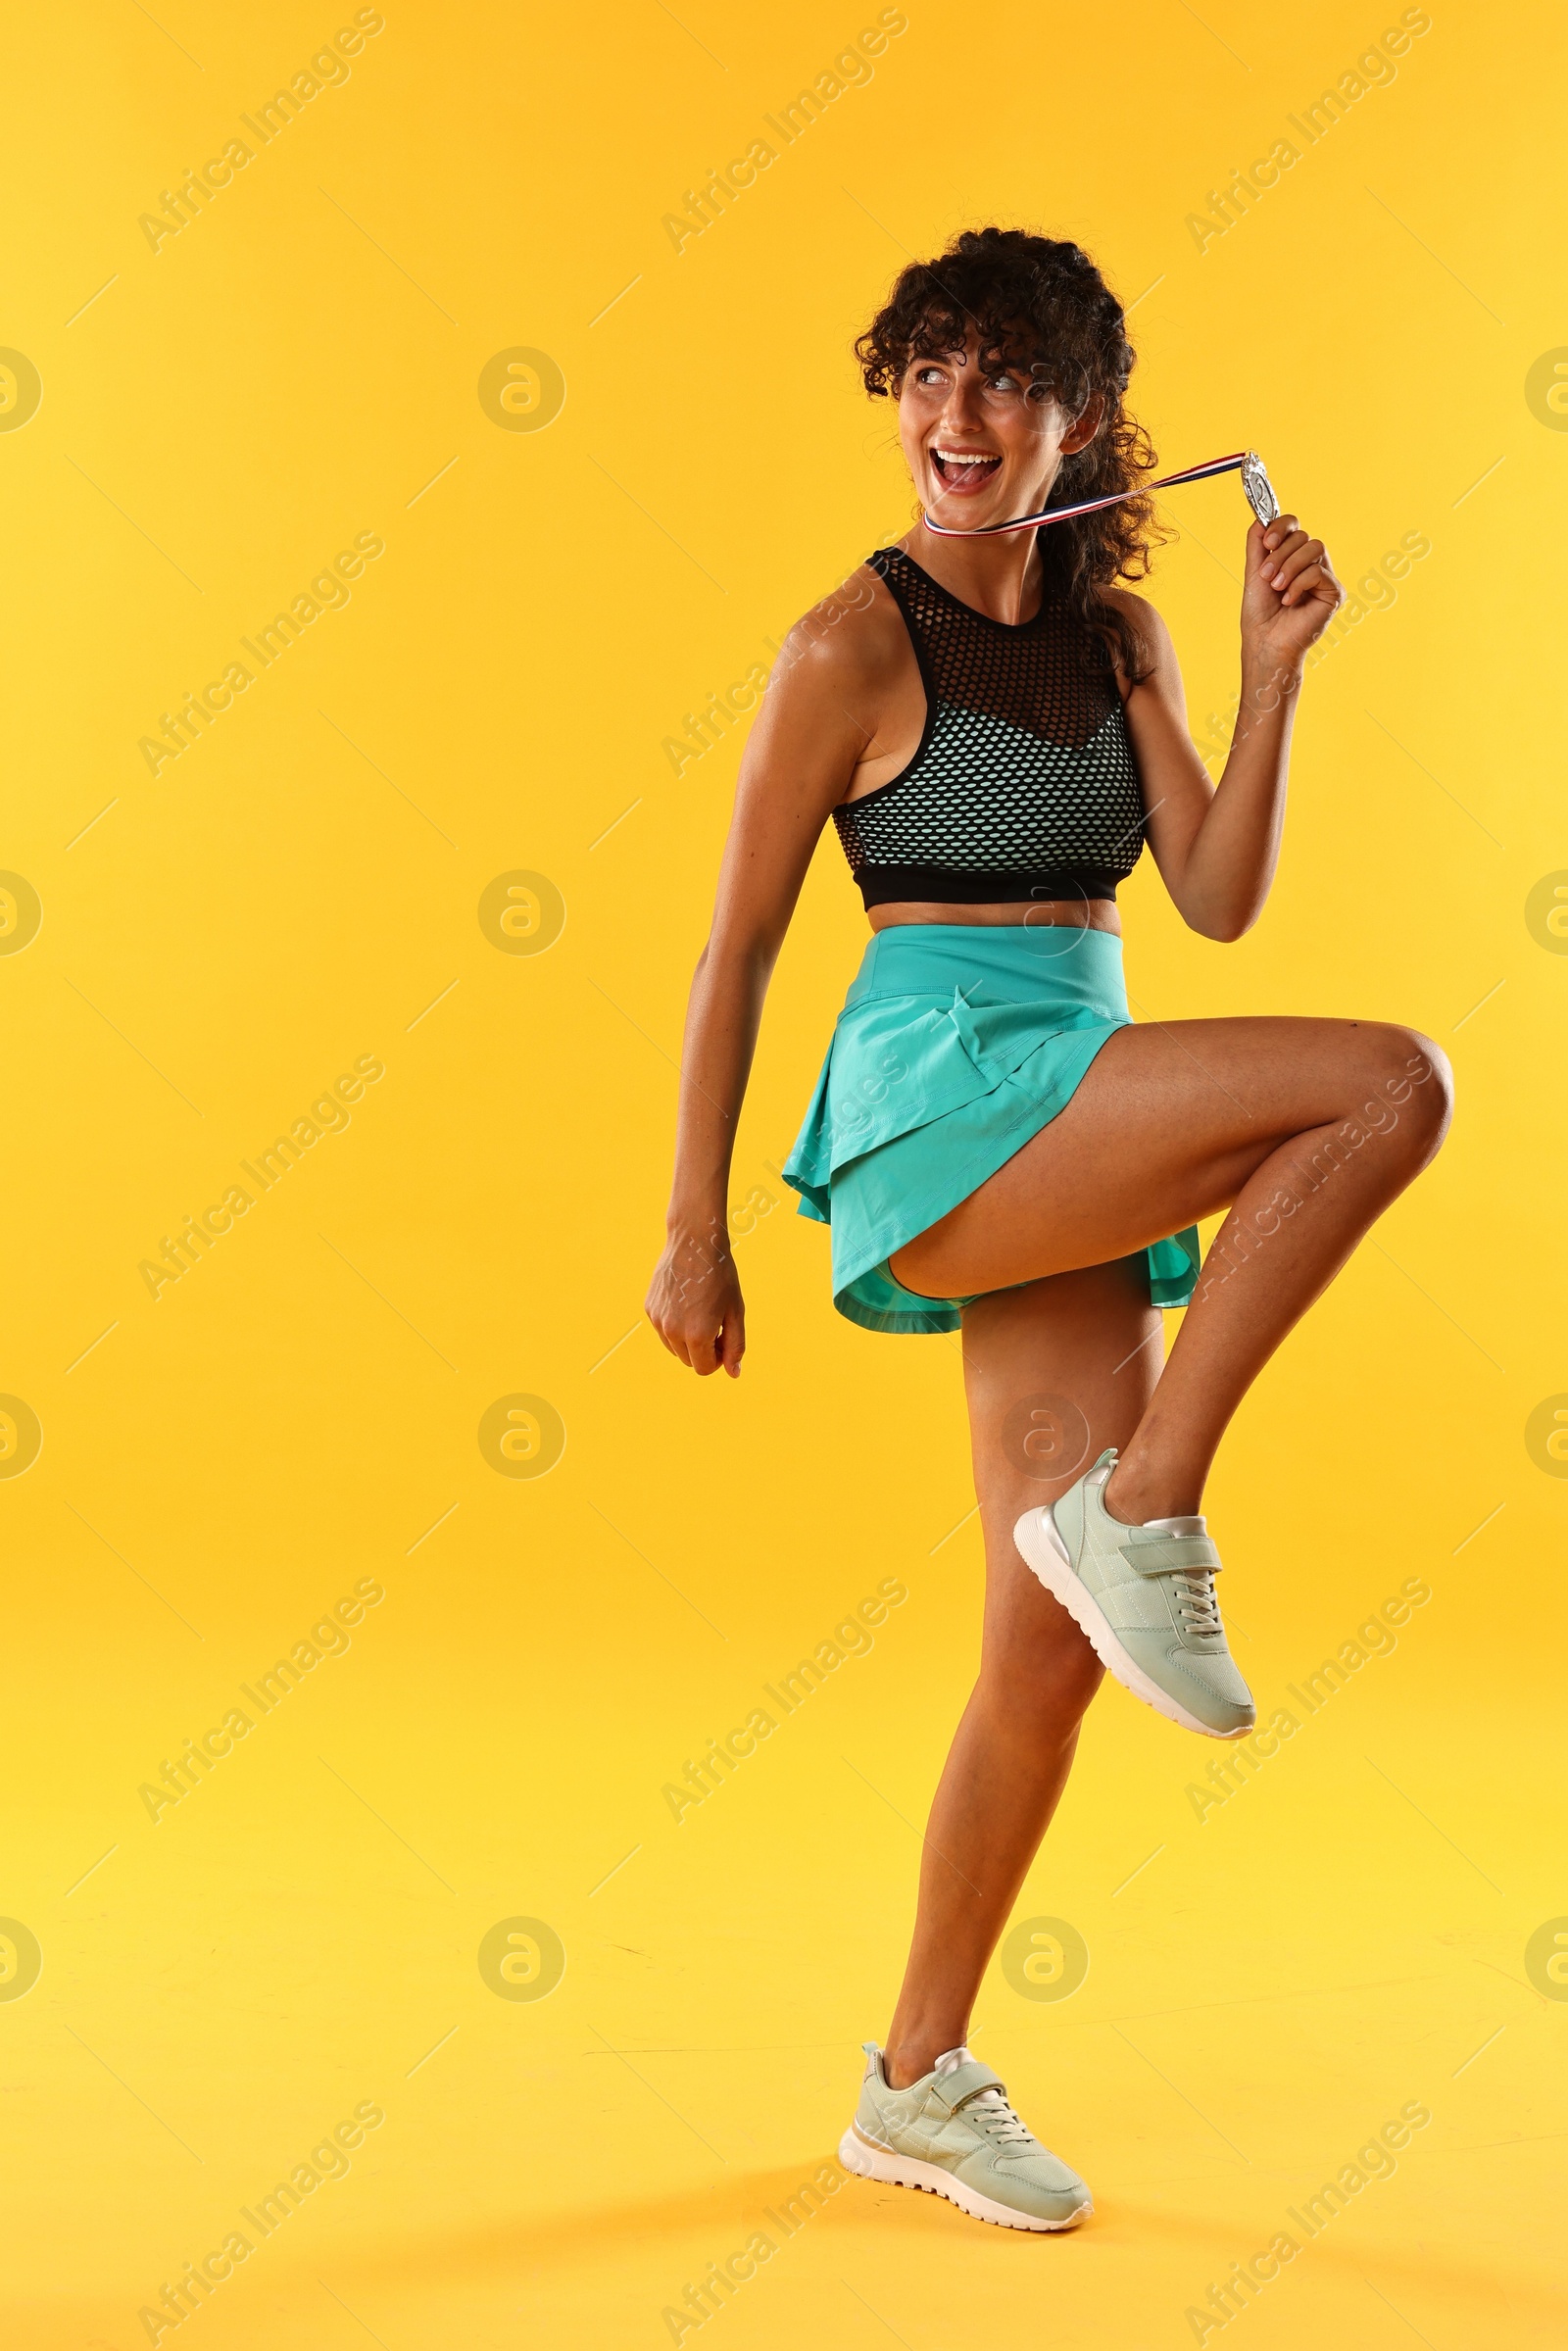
[1058,393,1105,456]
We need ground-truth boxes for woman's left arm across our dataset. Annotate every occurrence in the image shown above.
[1117,514,1344,941]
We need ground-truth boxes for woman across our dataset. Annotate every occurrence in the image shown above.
[645,226,1450,2232]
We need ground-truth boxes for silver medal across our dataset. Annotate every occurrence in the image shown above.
[1241,451,1280,526]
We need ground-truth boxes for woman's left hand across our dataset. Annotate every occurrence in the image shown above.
[1241,514,1344,668]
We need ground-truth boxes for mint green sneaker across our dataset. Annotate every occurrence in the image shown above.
[839,2044,1091,2231]
[1014,1448,1255,1740]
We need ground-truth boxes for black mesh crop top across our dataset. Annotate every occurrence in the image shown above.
[832,546,1148,908]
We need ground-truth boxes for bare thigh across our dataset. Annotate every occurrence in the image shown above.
[894,1015,1446,1299]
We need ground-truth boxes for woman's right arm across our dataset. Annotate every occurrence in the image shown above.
[645,601,880,1377]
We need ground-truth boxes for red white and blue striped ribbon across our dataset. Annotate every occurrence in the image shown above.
[924,449,1272,538]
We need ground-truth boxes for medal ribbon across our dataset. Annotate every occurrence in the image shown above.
[924,450,1274,538]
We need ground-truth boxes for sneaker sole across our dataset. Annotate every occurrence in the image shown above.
[1013,1510,1253,1742]
[838,2122,1091,2232]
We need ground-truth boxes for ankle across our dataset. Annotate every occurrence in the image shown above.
[882,2034,959,2089]
[1102,1460,1201,1524]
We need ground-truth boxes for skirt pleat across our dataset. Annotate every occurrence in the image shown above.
[781,924,1201,1335]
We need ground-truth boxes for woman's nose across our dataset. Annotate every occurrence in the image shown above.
[942,376,987,429]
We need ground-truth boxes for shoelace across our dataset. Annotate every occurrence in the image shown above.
[956,2084,1036,2147]
[1172,1568,1224,1639]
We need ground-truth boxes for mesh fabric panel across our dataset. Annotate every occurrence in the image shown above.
[833,548,1148,907]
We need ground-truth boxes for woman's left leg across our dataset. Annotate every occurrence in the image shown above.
[880,1258,1157,2088]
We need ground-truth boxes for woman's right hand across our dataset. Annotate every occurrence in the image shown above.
[645,1220,747,1377]
[641,579,881,1381]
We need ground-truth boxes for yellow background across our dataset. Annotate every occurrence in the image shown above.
[3,1,1564,2342]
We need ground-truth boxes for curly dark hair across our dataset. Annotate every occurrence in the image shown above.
[855,225,1168,675]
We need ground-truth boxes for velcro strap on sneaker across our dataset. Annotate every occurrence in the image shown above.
[1117,1533,1222,1577]
[929,2060,1005,2114]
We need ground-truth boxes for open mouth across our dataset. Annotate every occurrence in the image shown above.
[930,446,1002,495]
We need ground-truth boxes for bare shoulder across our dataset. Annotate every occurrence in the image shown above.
[1104,587,1175,672]
[768,561,908,708]
[1099,583,1177,681]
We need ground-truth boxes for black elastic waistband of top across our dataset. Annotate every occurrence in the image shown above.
[858,865,1122,909]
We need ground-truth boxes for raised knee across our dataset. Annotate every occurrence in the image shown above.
[1353,1022,1453,1156]
[1406,1029,1453,1140]
[1386,1024,1453,1149]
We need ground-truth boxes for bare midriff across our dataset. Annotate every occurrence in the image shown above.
[867,899,1122,935]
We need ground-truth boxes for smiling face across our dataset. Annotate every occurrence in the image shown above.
[897,327,1102,525]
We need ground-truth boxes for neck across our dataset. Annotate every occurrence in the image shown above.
[904,514,1048,624]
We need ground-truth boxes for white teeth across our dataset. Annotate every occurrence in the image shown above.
[935,450,998,466]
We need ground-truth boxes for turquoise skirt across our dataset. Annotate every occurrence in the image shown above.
[782,924,1200,1335]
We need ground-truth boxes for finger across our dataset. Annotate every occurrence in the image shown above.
[1263,532,1309,587]
[691,1323,725,1378]
[720,1304,747,1378]
[1254,533,1305,582]
[1260,512,1299,555]
[1280,558,1335,608]
[650,1306,701,1371]
[1269,540,1316,592]
[1268,539,1322,593]
[644,1308,675,1359]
